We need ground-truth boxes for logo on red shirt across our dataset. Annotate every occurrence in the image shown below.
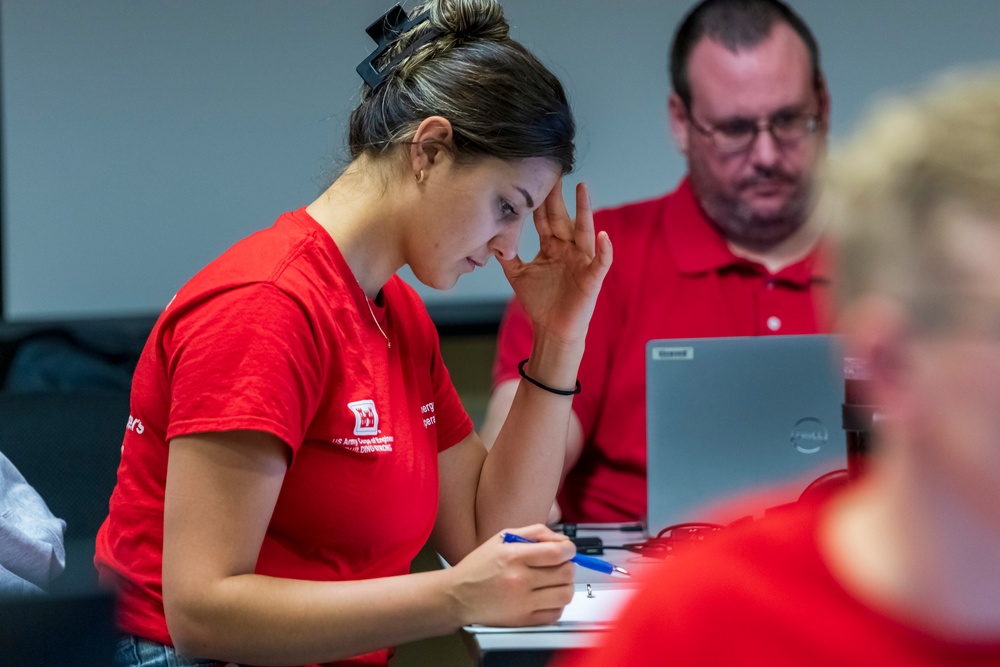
[347,400,379,435]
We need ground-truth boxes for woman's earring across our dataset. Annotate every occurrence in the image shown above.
[416,169,425,184]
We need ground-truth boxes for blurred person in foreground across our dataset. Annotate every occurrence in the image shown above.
[560,68,1000,665]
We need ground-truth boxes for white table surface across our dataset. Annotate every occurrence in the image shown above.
[461,524,666,662]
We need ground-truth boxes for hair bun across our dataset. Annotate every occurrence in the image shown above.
[430,0,509,43]
[385,0,508,83]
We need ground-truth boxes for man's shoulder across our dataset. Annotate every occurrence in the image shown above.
[592,180,698,238]
[594,191,673,228]
[585,182,699,280]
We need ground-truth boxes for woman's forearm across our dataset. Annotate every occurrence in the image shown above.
[473,338,584,540]
[166,568,459,665]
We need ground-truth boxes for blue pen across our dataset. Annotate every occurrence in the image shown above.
[502,532,631,577]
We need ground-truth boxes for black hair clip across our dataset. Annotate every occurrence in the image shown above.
[356,4,433,89]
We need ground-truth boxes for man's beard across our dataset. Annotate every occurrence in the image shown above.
[692,167,816,252]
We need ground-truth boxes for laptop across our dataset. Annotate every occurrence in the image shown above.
[645,334,847,536]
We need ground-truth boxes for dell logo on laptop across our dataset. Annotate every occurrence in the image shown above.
[790,417,828,454]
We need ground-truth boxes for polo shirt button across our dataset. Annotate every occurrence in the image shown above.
[766,316,782,331]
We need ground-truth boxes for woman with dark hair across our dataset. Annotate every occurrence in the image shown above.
[96,1,611,665]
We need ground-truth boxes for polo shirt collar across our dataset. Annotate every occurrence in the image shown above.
[667,177,830,288]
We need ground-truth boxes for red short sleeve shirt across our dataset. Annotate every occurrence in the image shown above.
[493,179,832,522]
[95,208,473,665]
[557,499,1000,666]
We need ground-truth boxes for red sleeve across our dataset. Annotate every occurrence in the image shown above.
[162,283,324,456]
[491,297,534,388]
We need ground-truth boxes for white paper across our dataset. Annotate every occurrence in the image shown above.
[466,586,638,634]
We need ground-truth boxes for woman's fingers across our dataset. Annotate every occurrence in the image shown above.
[532,177,559,239]
[572,182,596,257]
[503,180,611,326]
[535,179,575,242]
[591,230,613,278]
[451,525,577,628]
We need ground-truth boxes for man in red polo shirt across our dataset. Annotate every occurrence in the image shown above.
[482,0,832,523]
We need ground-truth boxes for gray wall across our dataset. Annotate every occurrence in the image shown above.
[3,0,998,324]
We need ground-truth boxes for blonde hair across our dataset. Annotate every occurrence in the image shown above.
[828,68,1000,324]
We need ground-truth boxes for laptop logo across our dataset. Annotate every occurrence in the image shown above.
[790,417,828,454]
[651,346,694,361]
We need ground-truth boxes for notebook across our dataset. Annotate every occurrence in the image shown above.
[645,334,847,535]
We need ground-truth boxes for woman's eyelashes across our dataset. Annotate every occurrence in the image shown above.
[500,198,518,219]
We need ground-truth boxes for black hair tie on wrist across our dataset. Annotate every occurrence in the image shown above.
[518,359,581,396]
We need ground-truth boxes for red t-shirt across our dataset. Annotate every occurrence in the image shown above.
[493,178,832,523]
[94,208,473,666]
[557,499,1000,666]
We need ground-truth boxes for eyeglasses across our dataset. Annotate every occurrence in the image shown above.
[687,108,820,154]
